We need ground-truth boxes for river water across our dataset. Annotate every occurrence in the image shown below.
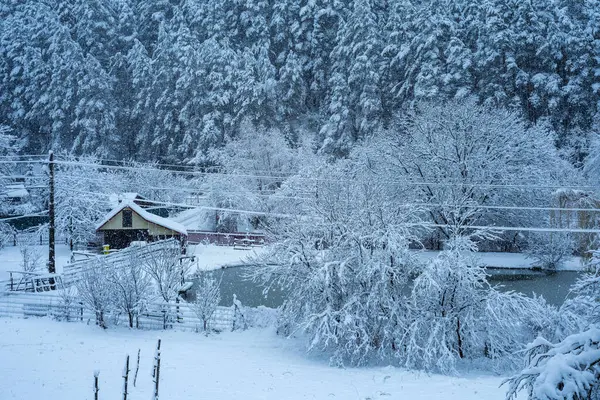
[187,266,581,308]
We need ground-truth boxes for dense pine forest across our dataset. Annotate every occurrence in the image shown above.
[0,0,599,163]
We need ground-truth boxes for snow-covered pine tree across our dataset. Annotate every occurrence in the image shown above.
[320,0,383,156]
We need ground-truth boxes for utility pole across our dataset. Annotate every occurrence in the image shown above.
[48,151,55,275]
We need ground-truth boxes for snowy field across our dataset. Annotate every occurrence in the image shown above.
[0,244,72,280]
[0,317,521,400]
[187,243,266,271]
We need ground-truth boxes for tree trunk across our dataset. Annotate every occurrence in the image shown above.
[456,317,464,359]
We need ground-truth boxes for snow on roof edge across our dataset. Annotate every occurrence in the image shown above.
[96,201,187,235]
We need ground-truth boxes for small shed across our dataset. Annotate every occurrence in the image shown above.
[96,201,187,249]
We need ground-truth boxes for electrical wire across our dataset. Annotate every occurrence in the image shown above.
[53,159,600,191]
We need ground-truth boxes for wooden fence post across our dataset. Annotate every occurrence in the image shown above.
[133,349,140,387]
[93,371,99,400]
[152,339,161,400]
[122,355,130,400]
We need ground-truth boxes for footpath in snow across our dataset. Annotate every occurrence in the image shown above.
[0,317,519,400]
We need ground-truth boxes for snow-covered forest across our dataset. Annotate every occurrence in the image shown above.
[0,0,599,162]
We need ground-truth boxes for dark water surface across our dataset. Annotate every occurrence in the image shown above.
[189,265,580,308]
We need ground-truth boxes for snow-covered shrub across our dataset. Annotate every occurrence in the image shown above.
[76,260,114,328]
[404,237,555,373]
[559,251,600,337]
[243,306,278,329]
[232,294,248,331]
[526,232,575,270]
[0,222,14,249]
[108,252,153,328]
[504,326,600,400]
[19,243,42,273]
[190,274,221,333]
[55,286,80,322]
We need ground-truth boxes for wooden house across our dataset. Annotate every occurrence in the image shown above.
[96,201,187,249]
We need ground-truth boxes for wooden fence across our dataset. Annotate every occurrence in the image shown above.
[1,239,181,293]
[0,291,243,332]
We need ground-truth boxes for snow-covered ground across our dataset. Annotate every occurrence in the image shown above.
[187,243,266,271]
[414,250,583,271]
[0,317,520,400]
[0,244,72,281]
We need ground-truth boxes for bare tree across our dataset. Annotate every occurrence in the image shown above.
[380,99,572,248]
[108,251,153,328]
[76,260,113,328]
[143,242,188,303]
[526,232,575,270]
[19,243,42,273]
[190,274,221,333]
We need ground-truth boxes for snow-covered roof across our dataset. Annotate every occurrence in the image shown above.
[172,207,216,231]
[96,201,187,235]
[108,192,144,207]
[4,184,28,198]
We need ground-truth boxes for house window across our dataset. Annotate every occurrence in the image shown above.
[122,210,133,228]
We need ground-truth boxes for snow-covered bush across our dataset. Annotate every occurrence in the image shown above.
[243,306,278,329]
[55,286,80,322]
[190,274,221,333]
[19,243,42,273]
[505,251,600,399]
[559,251,600,337]
[404,237,555,373]
[0,222,14,249]
[526,232,575,270]
[504,326,600,400]
[108,252,153,328]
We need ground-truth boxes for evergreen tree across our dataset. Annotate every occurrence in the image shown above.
[320,0,383,156]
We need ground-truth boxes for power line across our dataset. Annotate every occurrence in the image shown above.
[413,223,600,235]
[0,211,48,222]
[54,160,294,181]
[0,159,45,165]
[0,154,48,159]
[60,184,600,215]
[52,172,600,213]
[53,159,600,191]
[62,187,600,235]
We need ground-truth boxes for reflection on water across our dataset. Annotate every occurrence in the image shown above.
[186,266,286,307]
[488,268,579,306]
[187,266,581,308]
